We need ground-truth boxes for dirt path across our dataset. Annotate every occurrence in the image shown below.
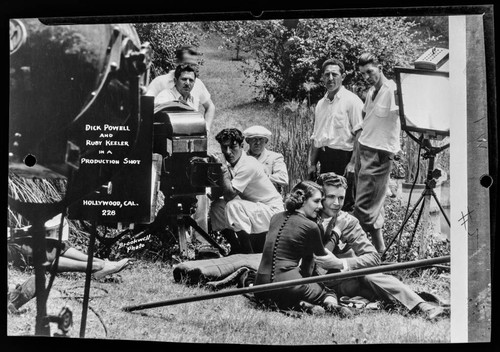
[195,32,278,153]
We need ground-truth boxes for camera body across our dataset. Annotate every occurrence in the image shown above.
[154,107,221,216]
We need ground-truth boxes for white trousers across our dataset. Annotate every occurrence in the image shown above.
[209,197,283,234]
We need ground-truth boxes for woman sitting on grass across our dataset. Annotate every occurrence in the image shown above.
[8,214,129,313]
[253,180,351,317]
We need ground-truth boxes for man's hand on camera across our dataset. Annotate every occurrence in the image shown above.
[209,154,229,175]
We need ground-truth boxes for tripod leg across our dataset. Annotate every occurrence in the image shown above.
[383,191,426,258]
[406,197,426,259]
[430,189,450,226]
[175,217,190,259]
[184,216,228,256]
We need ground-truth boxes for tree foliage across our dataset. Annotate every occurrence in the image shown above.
[207,17,428,103]
[133,22,202,80]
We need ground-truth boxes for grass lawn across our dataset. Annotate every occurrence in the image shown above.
[7,260,450,344]
[7,30,451,344]
[197,31,279,155]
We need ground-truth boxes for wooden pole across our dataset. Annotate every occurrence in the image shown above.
[122,255,450,312]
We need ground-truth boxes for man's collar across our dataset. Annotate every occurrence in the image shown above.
[229,150,247,168]
[248,147,268,159]
[373,77,390,91]
[325,86,345,102]
[172,86,193,103]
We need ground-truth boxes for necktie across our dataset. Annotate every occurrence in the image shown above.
[323,217,338,251]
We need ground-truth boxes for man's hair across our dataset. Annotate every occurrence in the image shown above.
[316,172,348,189]
[284,180,323,213]
[173,64,197,80]
[215,128,245,146]
[175,45,200,62]
[321,58,345,75]
[357,52,381,67]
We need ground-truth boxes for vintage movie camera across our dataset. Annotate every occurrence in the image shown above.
[153,104,222,217]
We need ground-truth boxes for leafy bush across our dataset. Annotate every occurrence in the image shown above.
[406,16,449,42]
[382,197,450,262]
[133,22,203,80]
[207,17,426,103]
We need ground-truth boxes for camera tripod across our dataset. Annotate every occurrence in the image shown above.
[382,134,450,261]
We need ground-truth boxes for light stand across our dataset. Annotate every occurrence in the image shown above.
[388,63,451,261]
[382,133,450,261]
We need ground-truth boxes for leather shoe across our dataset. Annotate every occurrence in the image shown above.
[416,302,447,320]
[299,301,326,315]
[324,302,354,318]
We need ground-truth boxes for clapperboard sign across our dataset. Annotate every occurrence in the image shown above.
[68,96,157,224]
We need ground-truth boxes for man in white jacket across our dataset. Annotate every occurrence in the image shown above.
[243,125,289,194]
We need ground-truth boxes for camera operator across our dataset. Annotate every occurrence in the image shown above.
[209,128,284,254]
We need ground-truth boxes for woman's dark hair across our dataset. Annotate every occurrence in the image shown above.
[174,64,197,80]
[215,128,245,146]
[284,180,323,212]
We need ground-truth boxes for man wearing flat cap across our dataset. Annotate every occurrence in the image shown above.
[243,125,289,194]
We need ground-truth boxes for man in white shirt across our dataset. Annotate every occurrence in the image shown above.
[353,53,401,254]
[242,125,289,193]
[308,58,363,211]
[153,64,199,114]
[152,63,212,251]
[209,128,284,254]
[146,45,215,131]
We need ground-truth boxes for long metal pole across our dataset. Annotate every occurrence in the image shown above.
[122,255,450,312]
[80,221,97,338]
[32,219,50,335]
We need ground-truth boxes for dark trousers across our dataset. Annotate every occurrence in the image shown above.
[353,144,392,232]
[318,147,355,211]
[221,229,266,254]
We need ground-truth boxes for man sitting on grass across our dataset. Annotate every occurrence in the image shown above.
[242,125,289,194]
[313,172,447,321]
[209,128,284,254]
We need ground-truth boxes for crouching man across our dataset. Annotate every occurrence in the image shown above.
[209,128,284,254]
